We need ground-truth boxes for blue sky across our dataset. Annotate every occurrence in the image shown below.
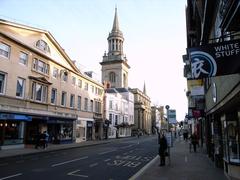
[1,0,188,121]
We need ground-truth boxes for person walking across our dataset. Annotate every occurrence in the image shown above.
[43,131,49,149]
[158,133,168,166]
[190,132,198,152]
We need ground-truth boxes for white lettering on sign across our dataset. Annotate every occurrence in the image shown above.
[214,43,240,58]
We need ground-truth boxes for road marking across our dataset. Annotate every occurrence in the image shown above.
[98,150,116,155]
[67,170,88,178]
[104,158,111,162]
[89,163,98,167]
[51,156,88,167]
[185,156,188,163]
[0,173,23,180]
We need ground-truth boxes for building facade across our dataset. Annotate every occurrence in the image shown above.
[130,87,151,135]
[0,19,104,149]
[184,1,240,179]
[104,88,134,138]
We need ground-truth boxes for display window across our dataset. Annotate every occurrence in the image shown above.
[223,119,240,164]
[0,120,24,145]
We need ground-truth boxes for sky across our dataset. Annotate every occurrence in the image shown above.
[0,0,188,121]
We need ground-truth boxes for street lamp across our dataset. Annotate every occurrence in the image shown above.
[165,105,170,132]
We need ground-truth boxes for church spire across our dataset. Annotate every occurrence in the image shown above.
[143,81,146,95]
[112,7,120,32]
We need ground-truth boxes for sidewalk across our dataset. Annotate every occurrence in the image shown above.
[0,139,114,161]
[134,138,228,180]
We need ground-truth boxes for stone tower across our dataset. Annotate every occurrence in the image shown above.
[100,8,130,88]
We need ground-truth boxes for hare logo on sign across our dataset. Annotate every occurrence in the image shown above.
[190,51,217,78]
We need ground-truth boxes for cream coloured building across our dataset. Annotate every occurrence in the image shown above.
[130,86,152,135]
[0,19,104,149]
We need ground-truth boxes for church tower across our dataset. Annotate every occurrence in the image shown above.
[100,8,130,88]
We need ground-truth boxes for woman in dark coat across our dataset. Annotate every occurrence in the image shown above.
[158,133,168,166]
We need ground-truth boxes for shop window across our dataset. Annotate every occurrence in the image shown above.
[59,124,73,140]
[223,120,240,164]
[1,121,24,145]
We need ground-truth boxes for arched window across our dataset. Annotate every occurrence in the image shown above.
[36,40,50,53]
[109,72,116,83]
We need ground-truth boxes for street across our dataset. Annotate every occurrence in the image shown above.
[0,136,158,180]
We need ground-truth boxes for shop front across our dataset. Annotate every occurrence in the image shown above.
[222,110,240,179]
[26,116,75,145]
[0,113,32,149]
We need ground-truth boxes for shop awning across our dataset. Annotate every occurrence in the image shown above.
[0,113,32,121]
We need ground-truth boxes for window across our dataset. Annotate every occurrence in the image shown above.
[70,94,75,108]
[91,85,94,93]
[84,98,88,111]
[72,76,76,85]
[90,100,93,112]
[16,77,25,98]
[98,88,103,96]
[61,71,68,82]
[77,96,81,110]
[109,113,113,124]
[109,100,113,110]
[95,87,98,94]
[61,91,67,106]
[109,72,116,83]
[0,72,6,94]
[115,115,118,125]
[32,58,49,75]
[19,52,28,65]
[78,79,82,88]
[84,82,88,91]
[31,82,47,102]
[52,68,58,78]
[36,40,50,53]
[51,88,57,104]
[94,101,101,113]
[0,42,10,58]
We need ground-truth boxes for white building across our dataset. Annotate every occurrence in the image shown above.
[105,88,134,138]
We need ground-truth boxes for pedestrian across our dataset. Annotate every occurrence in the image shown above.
[190,132,198,152]
[158,133,168,166]
[43,131,49,149]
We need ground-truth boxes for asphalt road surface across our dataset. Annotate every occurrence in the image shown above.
[0,135,159,180]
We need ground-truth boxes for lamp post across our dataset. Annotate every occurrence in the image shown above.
[165,105,170,132]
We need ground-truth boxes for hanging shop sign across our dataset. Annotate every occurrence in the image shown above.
[188,39,240,79]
